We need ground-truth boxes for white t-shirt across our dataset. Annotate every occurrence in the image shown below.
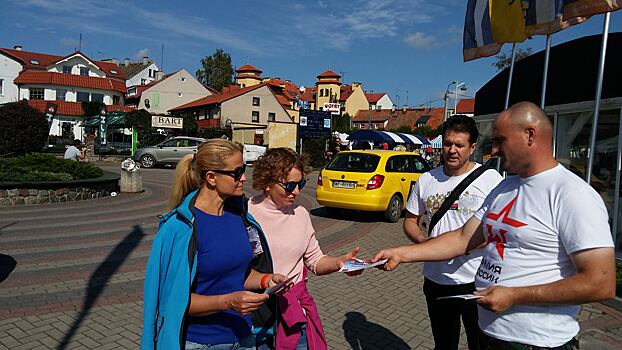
[473,164,614,347]
[406,163,502,285]
[64,146,81,161]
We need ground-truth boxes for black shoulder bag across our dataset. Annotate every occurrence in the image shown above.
[427,165,491,234]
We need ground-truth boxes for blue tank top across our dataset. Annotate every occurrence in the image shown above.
[186,207,253,345]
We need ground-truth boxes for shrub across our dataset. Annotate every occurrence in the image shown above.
[302,137,329,168]
[0,154,103,182]
[0,101,49,156]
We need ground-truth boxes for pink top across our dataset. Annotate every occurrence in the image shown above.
[248,194,325,284]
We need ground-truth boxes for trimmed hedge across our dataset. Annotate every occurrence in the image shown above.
[0,154,103,182]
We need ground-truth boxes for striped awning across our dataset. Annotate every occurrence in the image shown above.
[347,130,430,145]
[430,135,443,149]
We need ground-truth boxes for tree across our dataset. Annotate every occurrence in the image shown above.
[195,49,234,91]
[82,101,105,118]
[332,113,351,133]
[493,47,533,71]
[0,100,49,156]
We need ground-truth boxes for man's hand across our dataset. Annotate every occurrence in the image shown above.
[225,291,269,315]
[338,246,363,276]
[475,286,517,314]
[372,248,403,271]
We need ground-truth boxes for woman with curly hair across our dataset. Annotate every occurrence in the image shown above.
[249,147,361,350]
[141,139,289,350]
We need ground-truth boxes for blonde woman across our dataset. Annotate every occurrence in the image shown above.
[141,139,288,350]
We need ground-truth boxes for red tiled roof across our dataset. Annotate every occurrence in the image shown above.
[456,98,475,114]
[353,107,445,130]
[236,64,262,73]
[300,88,315,102]
[170,83,267,111]
[317,70,340,79]
[365,93,385,103]
[27,100,134,117]
[340,85,354,101]
[15,71,126,93]
[0,48,126,79]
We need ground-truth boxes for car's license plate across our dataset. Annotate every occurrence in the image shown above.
[332,180,356,189]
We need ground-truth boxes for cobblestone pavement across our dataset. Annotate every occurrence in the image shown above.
[0,165,621,349]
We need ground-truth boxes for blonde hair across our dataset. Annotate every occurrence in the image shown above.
[167,138,243,210]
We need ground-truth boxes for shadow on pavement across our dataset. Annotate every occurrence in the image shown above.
[0,254,17,283]
[310,207,391,223]
[57,225,145,350]
[343,311,410,350]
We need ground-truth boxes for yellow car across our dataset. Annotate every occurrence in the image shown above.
[316,150,431,222]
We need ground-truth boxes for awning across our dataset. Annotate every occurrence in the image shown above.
[347,130,430,145]
[430,135,443,149]
[84,110,128,127]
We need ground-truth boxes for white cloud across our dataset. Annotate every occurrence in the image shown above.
[317,1,328,9]
[404,26,462,50]
[404,32,438,49]
[134,48,151,59]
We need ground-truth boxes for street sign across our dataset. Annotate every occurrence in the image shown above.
[323,102,340,115]
[298,109,331,138]
[99,106,107,145]
[151,116,183,129]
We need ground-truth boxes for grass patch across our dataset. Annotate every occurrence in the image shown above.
[0,154,103,182]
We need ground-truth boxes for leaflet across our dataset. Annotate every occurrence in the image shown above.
[436,294,483,300]
[338,258,388,272]
[264,272,299,296]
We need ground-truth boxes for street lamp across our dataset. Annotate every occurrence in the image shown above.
[453,82,467,114]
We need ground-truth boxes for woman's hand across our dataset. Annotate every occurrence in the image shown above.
[266,273,294,294]
[339,246,363,276]
[225,291,269,315]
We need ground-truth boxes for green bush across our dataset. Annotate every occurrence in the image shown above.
[302,137,329,169]
[0,100,49,156]
[0,154,103,182]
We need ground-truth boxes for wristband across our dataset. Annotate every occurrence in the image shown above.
[260,274,271,289]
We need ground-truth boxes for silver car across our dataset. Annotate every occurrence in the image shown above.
[136,136,207,168]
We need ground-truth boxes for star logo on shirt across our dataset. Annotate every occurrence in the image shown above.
[484,196,527,259]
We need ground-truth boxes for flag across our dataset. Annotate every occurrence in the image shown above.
[563,0,622,20]
[525,0,588,35]
[464,0,502,61]
[489,0,529,43]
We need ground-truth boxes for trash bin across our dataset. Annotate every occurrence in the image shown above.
[119,158,143,193]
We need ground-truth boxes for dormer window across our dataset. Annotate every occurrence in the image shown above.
[30,60,39,65]
[110,70,118,74]
[127,87,137,96]
[79,67,89,76]
[62,66,72,74]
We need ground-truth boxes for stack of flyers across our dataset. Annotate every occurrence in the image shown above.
[264,272,299,295]
[338,258,387,272]
[436,294,483,300]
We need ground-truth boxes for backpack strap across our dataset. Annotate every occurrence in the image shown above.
[427,165,491,234]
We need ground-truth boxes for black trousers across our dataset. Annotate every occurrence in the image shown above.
[423,278,480,350]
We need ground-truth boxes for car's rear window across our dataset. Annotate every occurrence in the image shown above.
[326,153,380,172]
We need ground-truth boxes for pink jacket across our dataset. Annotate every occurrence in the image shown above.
[276,273,327,350]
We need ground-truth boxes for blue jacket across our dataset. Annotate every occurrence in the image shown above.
[140,190,274,350]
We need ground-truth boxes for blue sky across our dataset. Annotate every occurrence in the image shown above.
[2,0,621,108]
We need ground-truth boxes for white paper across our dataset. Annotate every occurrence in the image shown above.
[263,272,299,295]
[339,258,388,272]
[436,294,483,300]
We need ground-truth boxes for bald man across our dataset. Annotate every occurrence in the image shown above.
[374,102,615,349]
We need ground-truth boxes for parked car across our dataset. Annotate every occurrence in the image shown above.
[243,144,267,164]
[136,136,207,168]
[316,150,431,222]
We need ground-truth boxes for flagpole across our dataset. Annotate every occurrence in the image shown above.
[504,43,517,109]
[540,35,552,109]
[586,12,611,183]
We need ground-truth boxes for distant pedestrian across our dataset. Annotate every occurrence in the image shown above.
[64,139,85,161]
[141,139,289,350]
[249,148,362,350]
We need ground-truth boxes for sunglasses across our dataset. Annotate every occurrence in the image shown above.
[211,164,246,181]
[273,178,307,193]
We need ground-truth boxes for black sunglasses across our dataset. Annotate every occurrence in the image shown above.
[273,178,307,193]
[211,164,246,181]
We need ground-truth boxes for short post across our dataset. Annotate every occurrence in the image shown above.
[119,158,143,193]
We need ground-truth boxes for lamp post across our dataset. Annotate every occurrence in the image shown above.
[453,82,467,114]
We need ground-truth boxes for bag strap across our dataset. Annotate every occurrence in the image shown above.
[427,165,491,234]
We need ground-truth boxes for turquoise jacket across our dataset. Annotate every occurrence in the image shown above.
[140,190,273,350]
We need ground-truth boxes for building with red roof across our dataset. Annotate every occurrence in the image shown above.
[353,106,445,131]
[455,98,475,116]
[0,45,131,141]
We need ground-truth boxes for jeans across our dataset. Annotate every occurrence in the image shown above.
[423,278,479,350]
[185,335,256,350]
[255,323,307,350]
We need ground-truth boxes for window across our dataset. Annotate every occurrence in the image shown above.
[113,95,120,105]
[0,79,3,95]
[178,93,183,97]
[30,59,39,65]
[253,97,260,106]
[127,87,137,96]
[110,69,118,74]
[252,111,259,123]
[141,79,146,85]
[268,112,275,122]
[91,93,104,103]
[62,65,72,74]
[29,88,44,100]
[76,91,90,102]
[79,67,89,76]
[181,77,186,82]
[56,89,67,101]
